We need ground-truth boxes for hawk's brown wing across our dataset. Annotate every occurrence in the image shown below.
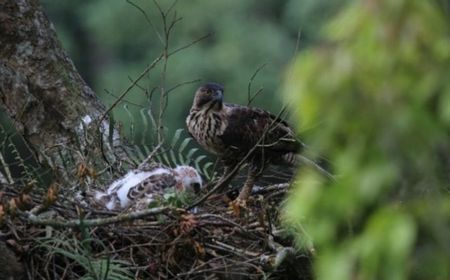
[219,104,302,156]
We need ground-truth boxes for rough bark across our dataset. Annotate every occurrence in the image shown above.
[0,0,123,183]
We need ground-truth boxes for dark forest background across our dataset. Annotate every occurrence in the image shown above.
[40,0,348,141]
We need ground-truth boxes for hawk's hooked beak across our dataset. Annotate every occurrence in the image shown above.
[213,90,223,103]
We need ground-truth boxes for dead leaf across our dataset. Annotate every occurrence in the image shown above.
[44,183,59,206]
[0,205,5,223]
[192,239,205,258]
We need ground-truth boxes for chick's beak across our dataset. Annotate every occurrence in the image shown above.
[192,183,201,193]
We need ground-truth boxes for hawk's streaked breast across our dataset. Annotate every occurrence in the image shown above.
[186,108,228,156]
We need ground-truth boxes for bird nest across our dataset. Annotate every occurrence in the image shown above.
[0,170,313,280]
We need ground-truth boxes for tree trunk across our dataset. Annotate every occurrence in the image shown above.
[0,0,124,183]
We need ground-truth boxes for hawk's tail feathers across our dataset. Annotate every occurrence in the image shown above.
[282,153,335,181]
[281,152,298,166]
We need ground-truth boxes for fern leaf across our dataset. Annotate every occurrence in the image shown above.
[139,108,150,145]
[169,149,178,166]
[202,162,214,178]
[170,129,183,148]
[123,104,135,143]
[178,137,191,154]
[186,148,199,159]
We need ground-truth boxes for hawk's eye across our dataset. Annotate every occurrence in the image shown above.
[206,89,212,95]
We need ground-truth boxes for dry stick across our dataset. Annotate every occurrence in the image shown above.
[208,241,260,257]
[166,79,201,95]
[138,142,164,169]
[247,63,267,106]
[127,1,204,145]
[97,54,164,125]
[180,255,265,277]
[98,6,208,140]
[169,33,211,56]
[154,0,175,145]
[297,154,335,181]
[104,89,146,108]
[197,213,248,233]
[126,0,164,45]
[286,27,302,83]
[19,206,178,228]
[0,151,13,183]
[152,34,210,143]
[127,75,147,93]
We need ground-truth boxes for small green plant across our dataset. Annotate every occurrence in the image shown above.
[37,233,133,280]
[145,187,197,209]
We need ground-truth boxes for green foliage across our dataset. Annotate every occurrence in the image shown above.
[156,186,196,208]
[283,0,450,279]
[134,187,196,212]
[163,188,192,208]
[38,234,133,280]
[155,129,214,179]
[0,114,51,186]
[123,125,215,179]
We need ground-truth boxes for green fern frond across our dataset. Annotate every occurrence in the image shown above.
[123,104,135,142]
[139,108,151,145]
[178,137,191,154]
[118,107,215,178]
[38,235,133,280]
[186,147,199,159]
[170,129,183,148]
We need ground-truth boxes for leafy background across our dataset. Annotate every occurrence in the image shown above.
[282,0,450,279]
[40,0,348,141]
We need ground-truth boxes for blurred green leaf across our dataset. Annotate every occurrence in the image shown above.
[283,0,450,279]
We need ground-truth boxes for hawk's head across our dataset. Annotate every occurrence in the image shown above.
[192,82,224,110]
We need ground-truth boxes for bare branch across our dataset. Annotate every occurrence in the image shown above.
[126,0,164,45]
[247,63,267,106]
[169,33,212,56]
[165,79,201,95]
[0,150,14,184]
[104,89,146,108]
[19,206,178,228]
[98,53,164,125]
[137,142,164,169]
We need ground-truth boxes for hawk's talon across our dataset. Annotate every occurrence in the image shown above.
[228,198,247,216]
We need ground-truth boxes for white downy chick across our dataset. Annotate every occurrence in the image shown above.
[94,165,202,211]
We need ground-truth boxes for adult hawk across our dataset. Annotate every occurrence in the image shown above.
[93,165,202,211]
[186,82,303,207]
